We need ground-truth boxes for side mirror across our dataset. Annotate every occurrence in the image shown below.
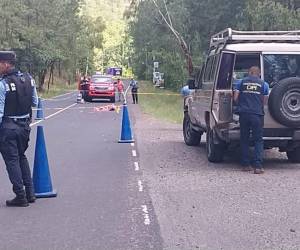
[187,78,195,89]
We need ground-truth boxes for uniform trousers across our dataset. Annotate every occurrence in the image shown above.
[132,90,138,104]
[0,118,33,197]
[239,113,264,168]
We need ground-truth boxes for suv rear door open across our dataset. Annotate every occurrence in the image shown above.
[211,51,236,124]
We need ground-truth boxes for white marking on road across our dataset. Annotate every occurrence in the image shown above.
[132,150,137,157]
[141,205,151,225]
[30,103,77,127]
[134,162,139,171]
[30,120,43,127]
[45,103,77,120]
[131,143,135,147]
[138,180,143,192]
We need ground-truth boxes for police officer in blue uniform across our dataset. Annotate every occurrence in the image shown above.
[0,51,38,206]
[234,66,269,174]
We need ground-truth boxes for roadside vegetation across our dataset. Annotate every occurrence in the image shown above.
[1,0,299,113]
[128,0,300,91]
[138,81,183,124]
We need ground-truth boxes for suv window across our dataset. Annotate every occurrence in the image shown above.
[233,54,260,89]
[204,56,214,82]
[263,54,300,87]
[216,52,235,90]
[195,65,204,89]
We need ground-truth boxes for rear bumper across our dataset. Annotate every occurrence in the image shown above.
[221,128,300,141]
[87,91,115,98]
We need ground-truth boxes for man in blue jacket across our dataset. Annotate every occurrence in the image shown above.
[234,66,269,174]
[0,51,38,207]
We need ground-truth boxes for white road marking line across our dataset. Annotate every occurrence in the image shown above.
[141,205,151,225]
[132,150,137,157]
[30,120,43,127]
[30,103,77,127]
[131,143,135,147]
[138,180,143,192]
[45,103,77,120]
[134,162,139,171]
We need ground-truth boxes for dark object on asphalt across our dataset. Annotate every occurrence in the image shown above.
[6,196,29,207]
[242,166,253,172]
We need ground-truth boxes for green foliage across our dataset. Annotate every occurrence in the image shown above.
[0,0,105,89]
[129,0,300,91]
[84,0,132,73]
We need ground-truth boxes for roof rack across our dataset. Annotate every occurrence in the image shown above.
[210,28,300,48]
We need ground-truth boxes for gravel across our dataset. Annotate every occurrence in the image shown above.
[131,104,300,250]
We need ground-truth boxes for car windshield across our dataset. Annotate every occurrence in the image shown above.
[263,54,300,87]
[92,77,111,83]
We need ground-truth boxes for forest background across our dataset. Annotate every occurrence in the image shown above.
[0,0,299,91]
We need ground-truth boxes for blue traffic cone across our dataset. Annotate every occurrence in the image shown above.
[118,104,135,143]
[35,98,44,120]
[32,126,57,198]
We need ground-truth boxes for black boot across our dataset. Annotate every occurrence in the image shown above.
[26,189,36,203]
[6,196,29,207]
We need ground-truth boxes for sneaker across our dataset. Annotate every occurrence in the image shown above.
[6,196,29,207]
[253,168,265,174]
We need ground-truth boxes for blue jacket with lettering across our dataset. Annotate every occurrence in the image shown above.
[236,76,269,116]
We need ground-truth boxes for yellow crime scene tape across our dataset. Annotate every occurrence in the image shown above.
[33,104,122,113]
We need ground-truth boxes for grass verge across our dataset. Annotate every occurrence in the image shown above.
[138,81,183,124]
[38,83,77,99]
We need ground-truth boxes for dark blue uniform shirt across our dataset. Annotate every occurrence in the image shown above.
[235,76,269,116]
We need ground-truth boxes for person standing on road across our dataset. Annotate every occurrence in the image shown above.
[130,77,138,104]
[234,66,269,174]
[116,78,124,102]
[0,51,38,207]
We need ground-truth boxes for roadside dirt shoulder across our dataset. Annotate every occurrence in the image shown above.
[130,104,300,250]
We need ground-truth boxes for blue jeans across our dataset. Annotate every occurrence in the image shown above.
[239,113,264,168]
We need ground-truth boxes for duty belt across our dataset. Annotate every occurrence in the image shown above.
[3,117,31,122]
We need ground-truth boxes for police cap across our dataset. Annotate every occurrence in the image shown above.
[0,51,16,63]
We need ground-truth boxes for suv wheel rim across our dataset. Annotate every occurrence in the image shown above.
[281,90,300,119]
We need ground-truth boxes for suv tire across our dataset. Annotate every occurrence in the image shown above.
[183,112,201,146]
[206,128,224,162]
[286,147,300,163]
[268,77,300,127]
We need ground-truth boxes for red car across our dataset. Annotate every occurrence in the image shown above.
[80,75,116,102]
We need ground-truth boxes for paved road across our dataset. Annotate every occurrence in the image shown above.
[0,92,162,250]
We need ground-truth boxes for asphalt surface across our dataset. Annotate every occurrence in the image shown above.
[0,91,163,250]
